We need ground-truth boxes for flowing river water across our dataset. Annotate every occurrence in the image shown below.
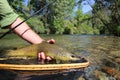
[0,34,120,80]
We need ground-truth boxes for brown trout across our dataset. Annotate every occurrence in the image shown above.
[2,42,79,63]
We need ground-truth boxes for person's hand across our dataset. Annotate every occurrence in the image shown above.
[38,39,55,64]
[47,39,55,44]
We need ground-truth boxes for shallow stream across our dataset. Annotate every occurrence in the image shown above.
[0,34,120,80]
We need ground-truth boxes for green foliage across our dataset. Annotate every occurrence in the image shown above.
[27,17,45,33]
[46,0,76,34]
[7,0,98,35]
[75,9,95,34]
[53,18,64,34]
[93,27,100,34]
[76,10,84,24]
[76,0,120,36]
[77,23,93,34]
[92,0,120,36]
[64,20,76,34]
[116,26,120,35]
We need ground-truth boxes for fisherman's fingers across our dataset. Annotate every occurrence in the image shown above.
[47,39,55,44]
[38,52,52,64]
[38,52,45,64]
[46,56,52,61]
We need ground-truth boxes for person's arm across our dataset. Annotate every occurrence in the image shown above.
[1,0,55,63]
[9,17,55,64]
[0,0,44,44]
[9,18,44,44]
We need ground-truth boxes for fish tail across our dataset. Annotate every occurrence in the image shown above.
[0,50,12,57]
[2,50,20,57]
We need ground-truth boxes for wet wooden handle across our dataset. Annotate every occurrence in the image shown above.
[0,61,89,71]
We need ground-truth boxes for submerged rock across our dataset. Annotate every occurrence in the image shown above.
[94,70,108,80]
[102,66,120,80]
[109,51,120,57]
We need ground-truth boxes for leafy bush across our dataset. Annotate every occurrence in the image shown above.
[27,17,45,33]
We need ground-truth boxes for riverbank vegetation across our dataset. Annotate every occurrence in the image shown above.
[4,0,120,36]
